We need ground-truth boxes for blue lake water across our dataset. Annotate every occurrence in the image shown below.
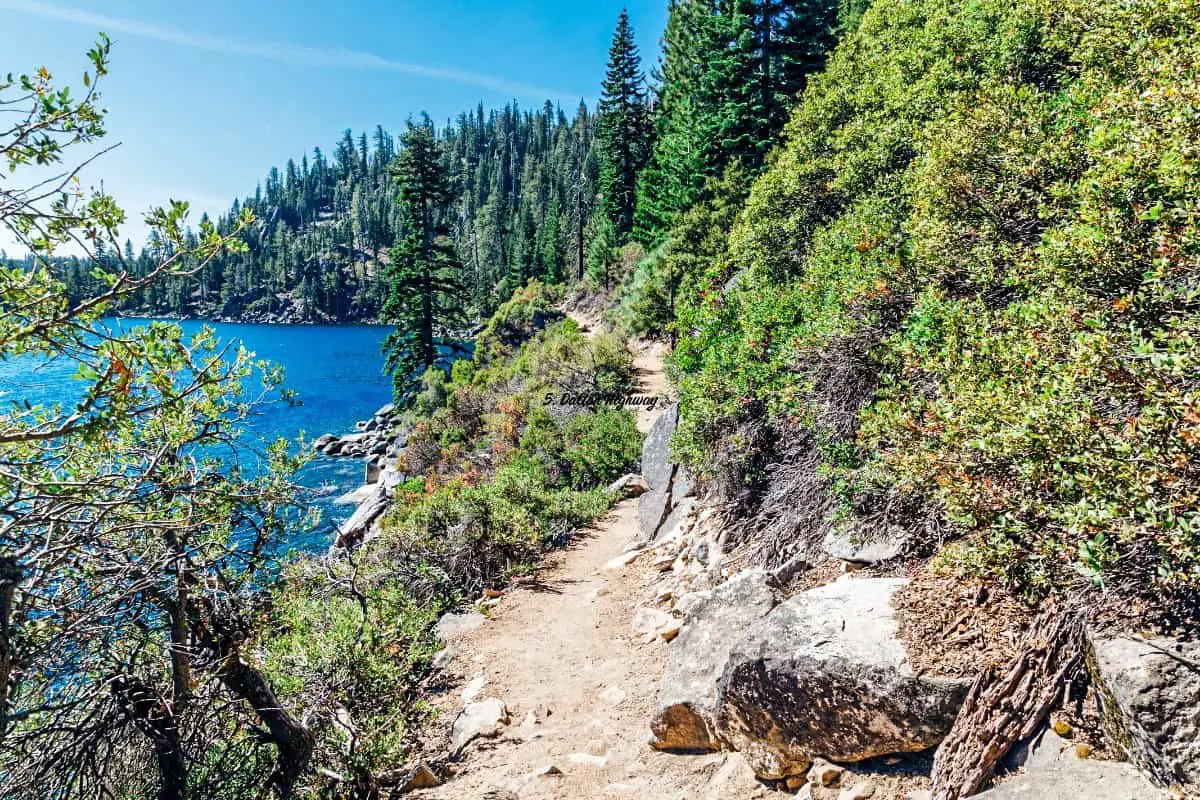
[0,319,393,553]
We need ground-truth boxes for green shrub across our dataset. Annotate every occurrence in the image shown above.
[675,0,1200,600]
[473,280,564,366]
[562,406,643,489]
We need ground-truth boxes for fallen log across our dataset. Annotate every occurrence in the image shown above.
[929,606,1085,800]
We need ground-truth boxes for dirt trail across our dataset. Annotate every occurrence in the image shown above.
[416,332,760,800]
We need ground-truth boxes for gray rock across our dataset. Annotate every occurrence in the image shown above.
[450,698,509,755]
[374,402,396,419]
[675,590,712,618]
[365,458,382,485]
[631,607,681,643]
[355,420,369,432]
[699,752,766,800]
[651,571,782,753]
[673,463,696,502]
[1091,633,1200,792]
[333,486,389,549]
[970,758,1168,799]
[654,497,697,547]
[839,781,876,800]
[1004,727,1072,775]
[717,576,969,779]
[822,527,907,565]
[433,610,487,640]
[380,465,408,495]
[334,484,376,507]
[313,433,337,451]
[638,403,679,540]
[608,473,651,498]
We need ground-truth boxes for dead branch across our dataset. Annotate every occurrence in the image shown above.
[929,607,1086,800]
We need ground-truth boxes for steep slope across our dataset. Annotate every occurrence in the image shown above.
[673,0,1200,607]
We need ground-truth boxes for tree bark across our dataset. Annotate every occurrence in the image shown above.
[189,594,314,799]
[929,608,1085,800]
[0,555,19,741]
[111,674,188,800]
[216,651,314,799]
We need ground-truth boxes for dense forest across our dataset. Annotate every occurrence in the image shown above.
[21,0,856,329]
[26,102,599,322]
[6,0,1200,798]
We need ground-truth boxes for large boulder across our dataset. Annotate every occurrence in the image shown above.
[717,576,970,779]
[638,403,679,540]
[1090,633,1200,792]
[333,486,389,549]
[651,571,782,753]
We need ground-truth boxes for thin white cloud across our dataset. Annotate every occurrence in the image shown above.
[0,0,575,100]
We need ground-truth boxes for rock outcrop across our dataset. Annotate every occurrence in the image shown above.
[333,485,389,549]
[718,576,969,779]
[651,571,782,753]
[637,403,679,542]
[1090,633,1200,793]
[651,571,970,780]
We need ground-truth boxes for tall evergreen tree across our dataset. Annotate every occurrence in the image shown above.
[597,9,651,241]
[634,0,841,244]
[382,117,467,401]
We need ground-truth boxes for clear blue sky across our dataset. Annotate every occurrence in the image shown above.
[0,0,667,250]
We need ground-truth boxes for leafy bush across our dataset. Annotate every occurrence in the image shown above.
[675,0,1200,601]
[562,406,643,489]
[473,280,564,366]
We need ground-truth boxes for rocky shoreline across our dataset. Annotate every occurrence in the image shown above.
[313,402,411,550]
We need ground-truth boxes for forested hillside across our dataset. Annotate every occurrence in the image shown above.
[41,103,600,322]
[664,0,1200,603]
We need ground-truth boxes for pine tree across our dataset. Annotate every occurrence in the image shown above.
[587,214,620,289]
[597,9,650,241]
[382,117,467,401]
[634,0,840,245]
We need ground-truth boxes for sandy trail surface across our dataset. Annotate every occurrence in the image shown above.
[415,334,764,800]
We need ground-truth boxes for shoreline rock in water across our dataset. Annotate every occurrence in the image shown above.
[316,401,411,551]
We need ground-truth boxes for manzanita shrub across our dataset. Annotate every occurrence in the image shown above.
[675,0,1200,600]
